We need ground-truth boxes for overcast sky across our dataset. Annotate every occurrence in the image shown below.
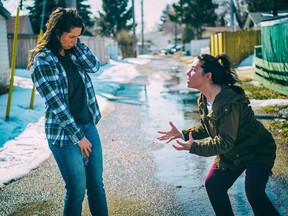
[3,0,177,33]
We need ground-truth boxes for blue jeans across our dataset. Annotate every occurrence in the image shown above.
[49,122,108,216]
[205,162,280,216]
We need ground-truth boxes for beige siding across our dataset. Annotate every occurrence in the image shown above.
[0,15,10,90]
[7,35,107,68]
[7,34,38,69]
[80,36,107,64]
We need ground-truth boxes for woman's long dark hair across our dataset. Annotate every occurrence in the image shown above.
[198,53,239,86]
[28,7,84,68]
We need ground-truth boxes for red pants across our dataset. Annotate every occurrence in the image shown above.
[205,163,280,216]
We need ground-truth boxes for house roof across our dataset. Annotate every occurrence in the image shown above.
[6,15,34,34]
[244,11,288,29]
[250,13,265,25]
[0,2,11,19]
[143,31,171,40]
[142,31,181,41]
[202,26,240,33]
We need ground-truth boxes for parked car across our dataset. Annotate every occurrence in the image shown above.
[160,45,182,55]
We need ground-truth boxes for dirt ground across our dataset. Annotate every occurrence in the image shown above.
[0,55,287,216]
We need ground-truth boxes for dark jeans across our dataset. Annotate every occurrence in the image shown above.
[205,162,280,216]
[49,122,108,216]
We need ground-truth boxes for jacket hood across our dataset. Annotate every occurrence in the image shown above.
[216,85,250,112]
[199,85,250,114]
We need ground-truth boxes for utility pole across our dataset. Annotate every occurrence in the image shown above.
[174,22,177,46]
[132,0,137,57]
[6,6,20,120]
[40,0,46,31]
[66,0,77,8]
[29,0,46,109]
[230,0,236,32]
[141,0,144,54]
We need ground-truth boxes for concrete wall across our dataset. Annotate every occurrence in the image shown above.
[80,36,107,64]
[189,39,210,56]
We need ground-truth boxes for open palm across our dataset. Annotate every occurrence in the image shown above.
[157,121,182,143]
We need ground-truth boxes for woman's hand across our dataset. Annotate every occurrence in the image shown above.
[157,121,182,143]
[173,132,194,151]
[77,137,92,159]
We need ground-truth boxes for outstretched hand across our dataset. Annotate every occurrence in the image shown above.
[157,121,182,143]
[173,132,194,151]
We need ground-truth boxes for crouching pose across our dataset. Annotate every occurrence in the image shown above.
[157,53,280,216]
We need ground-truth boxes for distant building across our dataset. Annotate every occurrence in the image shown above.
[201,26,241,38]
[138,3,182,54]
[0,1,11,94]
[243,11,288,30]
[6,15,36,68]
[6,15,34,35]
[138,31,181,55]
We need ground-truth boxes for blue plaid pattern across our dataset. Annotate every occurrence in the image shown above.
[31,40,101,147]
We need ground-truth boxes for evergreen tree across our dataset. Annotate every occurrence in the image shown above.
[182,25,195,43]
[116,30,133,58]
[95,0,133,38]
[246,0,288,13]
[27,0,94,35]
[76,0,94,28]
[27,0,64,34]
[157,4,170,31]
[171,0,218,39]
[214,0,288,30]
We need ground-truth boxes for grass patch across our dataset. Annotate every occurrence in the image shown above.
[269,120,288,144]
[238,80,288,176]
[237,79,288,145]
[238,82,288,100]
[262,105,288,114]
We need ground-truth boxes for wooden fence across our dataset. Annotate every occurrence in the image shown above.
[254,46,288,96]
[7,34,107,69]
[7,34,37,69]
[210,30,261,65]
[253,17,288,96]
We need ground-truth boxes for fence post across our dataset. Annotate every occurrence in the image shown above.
[29,30,43,109]
[5,7,20,121]
[210,35,214,56]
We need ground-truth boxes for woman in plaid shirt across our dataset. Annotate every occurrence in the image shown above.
[28,8,108,216]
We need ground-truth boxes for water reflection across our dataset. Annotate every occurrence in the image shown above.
[95,56,287,215]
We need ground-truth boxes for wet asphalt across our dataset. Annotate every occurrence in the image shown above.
[0,55,287,216]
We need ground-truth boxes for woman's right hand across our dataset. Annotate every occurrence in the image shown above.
[78,137,92,159]
[157,121,182,143]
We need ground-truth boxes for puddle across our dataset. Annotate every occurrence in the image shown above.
[138,56,286,215]
[96,56,287,215]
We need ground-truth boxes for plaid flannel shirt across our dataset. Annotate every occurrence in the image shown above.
[31,40,101,147]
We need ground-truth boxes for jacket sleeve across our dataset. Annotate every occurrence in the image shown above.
[189,104,240,157]
[183,94,210,141]
[31,54,84,144]
[71,38,101,73]
[182,123,209,141]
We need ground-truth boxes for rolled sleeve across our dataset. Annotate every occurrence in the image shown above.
[71,39,101,73]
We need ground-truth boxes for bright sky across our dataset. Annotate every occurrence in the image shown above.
[88,0,177,32]
[3,0,177,32]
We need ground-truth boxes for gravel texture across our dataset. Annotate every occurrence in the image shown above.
[0,101,186,216]
[0,56,287,216]
[0,55,186,216]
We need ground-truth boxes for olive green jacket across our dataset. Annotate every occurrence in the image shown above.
[182,85,276,171]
